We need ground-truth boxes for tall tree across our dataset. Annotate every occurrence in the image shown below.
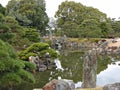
[0,14,40,50]
[109,18,120,37]
[6,0,49,35]
[0,39,36,90]
[55,1,110,38]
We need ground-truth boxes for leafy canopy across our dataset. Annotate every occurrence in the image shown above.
[55,1,112,38]
[6,0,49,35]
[19,42,59,60]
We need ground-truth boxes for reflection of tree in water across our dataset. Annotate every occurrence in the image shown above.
[59,51,112,83]
[60,51,83,83]
[97,55,112,74]
[14,51,112,90]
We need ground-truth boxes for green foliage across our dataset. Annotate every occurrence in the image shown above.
[10,27,31,50]
[89,38,101,43]
[100,22,113,37]
[0,49,9,60]
[16,69,35,83]
[5,16,18,26]
[0,40,36,89]
[5,16,19,32]
[79,19,102,38]
[0,15,18,42]
[110,19,120,37]
[0,0,49,50]
[2,59,18,71]
[0,32,15,42]
[39,48,58,59]
[24,28,40,42]
[0,15,35,50]
[19,42,58,60]
[0,73,22,87]
[59,51,83,82]
[62,21,79,37]
[0,13,5,23]
[0,39,17,60]
[0,4,6,15]
[44,40,52,46]
[97,55,111,74]
[0,24,9,31]
[0,21,15,42]
[6,0,49,36]
[27,42,49,52]
[19,51,37,60]
[115,32,120,37]
[13,60,25,70]
[23,61,36,70]
[0,62,5,71]
[55,1,110,38]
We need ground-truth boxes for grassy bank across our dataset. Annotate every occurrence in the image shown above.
[76,87,103,90]
[33,87,103,90]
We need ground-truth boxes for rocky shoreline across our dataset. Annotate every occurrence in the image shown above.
[33,80,120,90]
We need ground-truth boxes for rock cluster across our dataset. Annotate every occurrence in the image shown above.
[29,53,56,72]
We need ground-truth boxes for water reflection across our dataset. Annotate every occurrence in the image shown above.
[60,51,83,82]
[75,61,120,88]
[13,51,119,90]
[97,61,120,86]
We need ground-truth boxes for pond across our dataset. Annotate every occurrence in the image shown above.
[75,60,120,88]
[97,61,120,86]
[13,50,120,90]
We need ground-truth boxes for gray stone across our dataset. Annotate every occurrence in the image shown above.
[43,79,75,90]
[103,83,120,90]
[82,49,97,88]
[62,79,75,90]
[55,79,72,90]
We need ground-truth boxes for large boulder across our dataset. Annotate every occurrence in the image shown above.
[43,79,75,90]
[103,83,120,90]
[55,79,72,90]
[62,79,75,90]
[43,79,57,90]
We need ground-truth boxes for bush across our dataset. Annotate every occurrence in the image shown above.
[19,42,58,61]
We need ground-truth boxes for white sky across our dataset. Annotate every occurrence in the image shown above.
[0,0,120,19]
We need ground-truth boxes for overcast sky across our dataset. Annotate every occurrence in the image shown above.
[1,0,120,19]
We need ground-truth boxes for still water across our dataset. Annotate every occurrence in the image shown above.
[13,51,120,90]
[58,51,120,88]
[75,61,120,88]
[97,61,120,86]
